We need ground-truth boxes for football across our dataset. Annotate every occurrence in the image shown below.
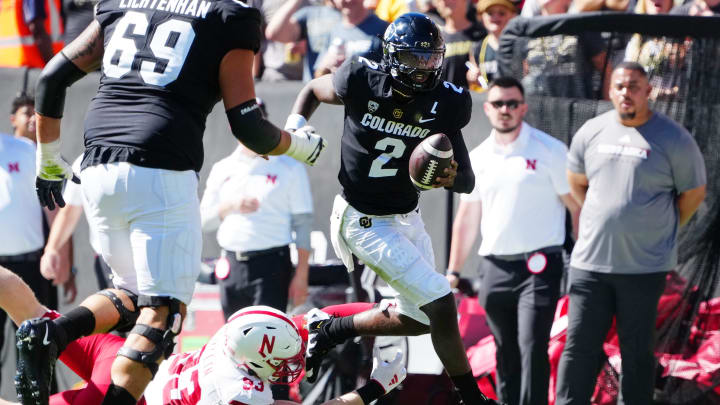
[409,133,454,191]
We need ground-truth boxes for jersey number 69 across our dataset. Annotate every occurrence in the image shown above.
[103,11,196,87]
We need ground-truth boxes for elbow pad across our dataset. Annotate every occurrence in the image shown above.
[226,99,282,155]
[36,52,87,118]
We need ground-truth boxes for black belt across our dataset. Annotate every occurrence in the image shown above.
[226,246,288,262]
[488,245,563,262]
[0,249,43,263]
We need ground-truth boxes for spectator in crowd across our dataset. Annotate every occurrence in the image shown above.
[248,0,306,81]
[0,94,65,391]
[434,0,487,88]
[447,77,579,405]
[466,0,517,92]
[0,0,63,67]
[671,0,720,15]
[571,0,633,12]
[266,0,342,81]
[368,0,410,21]
[522,0,610,99]
[41,154,111,292]
[313,0,388,77]
[409,0,445,24]
[556,62,707,405]
[624,0,684,101]
[62,0,97,44]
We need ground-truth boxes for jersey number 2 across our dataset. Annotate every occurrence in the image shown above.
[369,137,406,178]
[103,11,196,86]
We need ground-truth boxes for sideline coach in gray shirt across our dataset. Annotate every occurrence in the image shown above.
[556,62,707,405]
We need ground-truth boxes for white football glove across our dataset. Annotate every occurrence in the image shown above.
[369,347,407,395]
[35,139,79,210]
[285,125,327,167]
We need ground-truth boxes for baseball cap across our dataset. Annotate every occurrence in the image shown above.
[477,0,518,13]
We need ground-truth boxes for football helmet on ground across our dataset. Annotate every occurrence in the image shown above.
[223,306,305,384]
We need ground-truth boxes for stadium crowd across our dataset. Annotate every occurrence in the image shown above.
[0,0,715,404]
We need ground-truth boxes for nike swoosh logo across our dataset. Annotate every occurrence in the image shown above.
[418,117,435,123]
[42,325,50,346]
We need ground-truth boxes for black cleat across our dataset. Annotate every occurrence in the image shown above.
[304,308,338,383]
[15,318,62,405]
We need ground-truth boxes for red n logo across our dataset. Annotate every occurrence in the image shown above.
[266,174,277,184]
[259,334,275,358]
[8,162,19,173]
[526,159,537,171]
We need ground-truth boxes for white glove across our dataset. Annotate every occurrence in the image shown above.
[285,126,327,167]
[369,347,407,394]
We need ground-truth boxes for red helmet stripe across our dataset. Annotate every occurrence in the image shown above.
[227,310,299,334]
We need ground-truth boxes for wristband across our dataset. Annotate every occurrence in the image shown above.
[37,138,62,161]
[356,379,386,404]
[447,270,461,278]
[284,113,307,130]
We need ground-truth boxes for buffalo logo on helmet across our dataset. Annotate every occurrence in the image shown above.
[368,100,379,113]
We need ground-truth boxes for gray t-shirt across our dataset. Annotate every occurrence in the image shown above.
[568,110,706,274]
[327,14,388,61]
[293,5,342,81]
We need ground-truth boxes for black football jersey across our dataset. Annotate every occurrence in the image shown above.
[82,0,262,172]
[333,55,473,215]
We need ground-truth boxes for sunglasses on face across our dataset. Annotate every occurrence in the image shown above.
[488,99,523,110]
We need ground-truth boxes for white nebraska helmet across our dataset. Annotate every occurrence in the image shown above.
[223,305,305,384]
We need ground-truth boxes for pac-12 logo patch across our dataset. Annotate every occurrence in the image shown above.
[393,109,403,119]
[368,100,379,113]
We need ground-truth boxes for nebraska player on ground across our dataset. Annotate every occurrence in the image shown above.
[0,265,404,405]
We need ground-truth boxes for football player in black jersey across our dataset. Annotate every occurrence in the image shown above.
[16,2,326,405]
[286,13,496,405]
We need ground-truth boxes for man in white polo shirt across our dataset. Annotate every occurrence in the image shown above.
[447,77,580,405]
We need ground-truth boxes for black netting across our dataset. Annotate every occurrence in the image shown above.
[497,12,720,403]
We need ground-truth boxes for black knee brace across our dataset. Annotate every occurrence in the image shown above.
[116,296,183,377]
[96,289,139,333]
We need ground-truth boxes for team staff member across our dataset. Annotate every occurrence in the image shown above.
[17,0,327,403]
[200,135,314,401]
[200,100,314,317]
[556,62,707,405]
[447,77,579,405]
[287,13,497,405]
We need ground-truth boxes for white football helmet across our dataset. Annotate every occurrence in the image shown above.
[223,305,305,384]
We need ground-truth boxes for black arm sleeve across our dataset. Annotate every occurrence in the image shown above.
[35,52,87,118]
[226,99,282,155]
[447,129,474,194]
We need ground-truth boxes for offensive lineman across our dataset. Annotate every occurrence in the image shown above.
[16,1,326,405]
[286,13,495,405]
